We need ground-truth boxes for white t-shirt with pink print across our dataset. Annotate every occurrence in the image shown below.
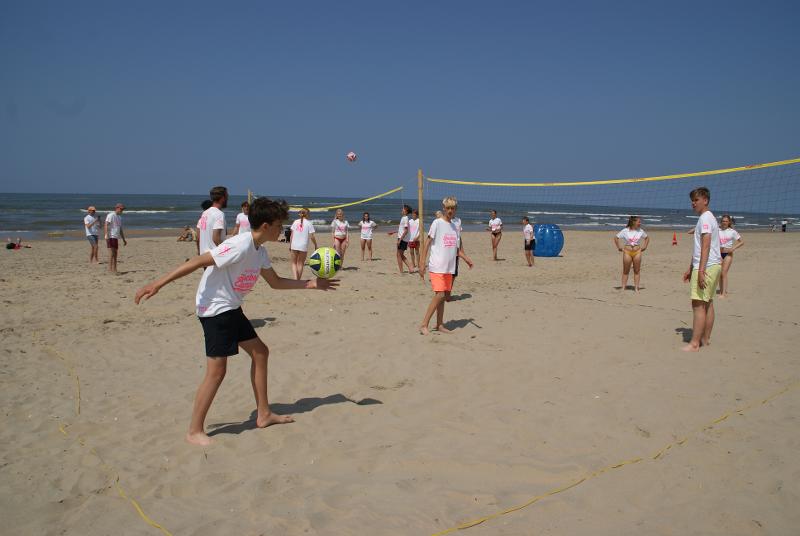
[196,233,271,317]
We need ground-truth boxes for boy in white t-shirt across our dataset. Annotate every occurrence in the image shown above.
[392,205,415,273]
[84,206,101,264]
[197,186,228,256]
[419,197,474,335]
[135,198,339,446]
[104,203,127,273]
[682,187,722,352]
[233,201,251,235]
[408,209,421,270]
[522,216,535,267]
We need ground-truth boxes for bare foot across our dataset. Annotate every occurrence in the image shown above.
[681,343,700,352]
[435,324,452,333]
[419,326,429,335]
[186,431,213,446]
[701,339,711,347]
[719,294,727,299]
[256,412,295,428]
[634,288,640,294]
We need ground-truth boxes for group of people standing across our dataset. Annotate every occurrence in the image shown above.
[82,203,127,272]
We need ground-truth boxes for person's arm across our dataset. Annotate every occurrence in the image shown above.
[458,245,474,269]
[398,225,408,242]
[135,254,215,303]
[120,224,127,246]
[212,228,223,247]
[195,227,201,255]
[613,235,622,251]
[311,232,317,249]
[232,223,240,235]
[641,235,650,252]
[696,233,711,288]
[104,218,109,239]
[259,267,338,290]
[85,217,93,230]
[732,236,744,251]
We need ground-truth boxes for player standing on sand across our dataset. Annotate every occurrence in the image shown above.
[135,198,338,446]
[104,203,127,273]
[197,186,228,256]
[682,187,722,352]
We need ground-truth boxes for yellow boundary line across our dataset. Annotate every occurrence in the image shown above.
[430,379,800,535]
[427,157,800,187]
[288,186,403,212]
[36,332,173,536]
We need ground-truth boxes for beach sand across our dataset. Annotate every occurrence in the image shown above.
[1,229,798,535]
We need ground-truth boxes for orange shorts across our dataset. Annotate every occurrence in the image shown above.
[429,272,453,293]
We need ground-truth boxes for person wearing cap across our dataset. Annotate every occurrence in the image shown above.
[104,203,127,273]
[84,206,101,263]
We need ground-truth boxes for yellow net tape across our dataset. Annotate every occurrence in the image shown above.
[427,156,800,187]
[430,379,800,536]
[287,186,403,212]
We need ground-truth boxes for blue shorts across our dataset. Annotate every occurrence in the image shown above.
[87,235,99,244]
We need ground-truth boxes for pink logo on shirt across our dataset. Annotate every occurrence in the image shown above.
[217,245,232,257]
[702,224,709,231]
[443,234,457,248]
[199,214,208,230]
[233,269,259,293]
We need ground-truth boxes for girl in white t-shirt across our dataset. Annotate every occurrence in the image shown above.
[612,216,650,292]
[408,209,421,270]
[359,212,377,261]
[487,210,503,261]
[289,208,317,279]
[719,214,744,298]
[331,209,350,263]
[232,201,251,235]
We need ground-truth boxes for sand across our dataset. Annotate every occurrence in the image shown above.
[1,229,798,535]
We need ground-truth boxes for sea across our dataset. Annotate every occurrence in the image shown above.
[1,193,796,239]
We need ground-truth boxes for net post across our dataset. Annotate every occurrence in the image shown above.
[418,169,424,228]
[248,190,253,205]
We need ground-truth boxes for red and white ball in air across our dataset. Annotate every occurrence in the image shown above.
[346,151,358,163]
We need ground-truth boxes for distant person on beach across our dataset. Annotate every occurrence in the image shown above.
[487,210,503,261]
[392,204,414,273]
[682,187,722,352]
[84,206,101,263]
[613,216,649,292]
[197,187,228,256]
[781,219,788,232]
[134,197,339,446]
[233,201,250,235]
[6,238,32,250]
[522,216,535,267]
[419,197,473,335]
[104,203,127,273]
[331,209,350,263]
[359,212,377,261]
[718,214,744,298]
[177,226,195,242]
[408,209,421,270]
[290,208,317,279]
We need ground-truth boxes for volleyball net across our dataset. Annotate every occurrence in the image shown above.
[424,157,800,231]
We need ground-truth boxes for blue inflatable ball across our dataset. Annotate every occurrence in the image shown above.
[533,224,564,257]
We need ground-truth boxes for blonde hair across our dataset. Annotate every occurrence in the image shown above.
[299,207,309,219]
[442,196,458,208]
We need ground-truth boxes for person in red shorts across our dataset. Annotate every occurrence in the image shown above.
[104,203,127,273]
[418,197,473,335]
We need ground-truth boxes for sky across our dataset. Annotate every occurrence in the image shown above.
[1,0,798,196]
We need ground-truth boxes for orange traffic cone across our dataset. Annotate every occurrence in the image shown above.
[672,232,678,246]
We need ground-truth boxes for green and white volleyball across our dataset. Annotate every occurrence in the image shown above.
[308,247,342,279]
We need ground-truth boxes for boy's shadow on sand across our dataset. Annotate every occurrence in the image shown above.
[675,327,693,343]
[249,317,277,328]
[447,293,472,301]
[207,394,382,436]
[442,318,482,330]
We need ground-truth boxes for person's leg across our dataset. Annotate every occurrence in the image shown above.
[496,233,502,259]
[436,291,452,332]
[632,253,642,292]
[109,248,118,273]
[682,300,706,352]
[298,251,307,279]
[621,253,632,290]
[93,241,99,262]
[340,240,347,263]
[720,256,733,296]
[491,235,498,260]
[702,301,715,346]
[290,250,298,279]
[367,239,373,260]
[187,357,227,445]
[410,246,417,270]
[360,239,366,261]
[239,337,294,428]
[420,292,446,334]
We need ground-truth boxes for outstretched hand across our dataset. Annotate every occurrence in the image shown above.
[315,278,340,291]
[135,283,159,304]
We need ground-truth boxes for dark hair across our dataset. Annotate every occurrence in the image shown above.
[362,212,370,221]
[522,216,529,222]
[209,186,228,203]
[201,199,213,210]
[241,201,250,208]
[721,214,735,226]
[626,215,640,228]
[689,187,710,202]
[403,204,412,214]
[248,197,289,229]
[412,209,419,216]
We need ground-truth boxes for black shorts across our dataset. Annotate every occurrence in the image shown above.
[524,239,535,251]
[397,240,409,251]
[198,307,258,357]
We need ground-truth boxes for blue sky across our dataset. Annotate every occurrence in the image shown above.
[1,0,798,196]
